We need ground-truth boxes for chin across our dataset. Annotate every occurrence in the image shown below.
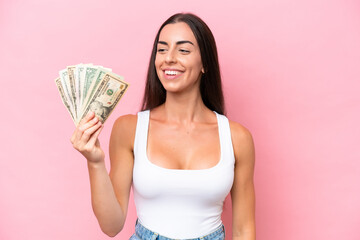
[163,86,182,93]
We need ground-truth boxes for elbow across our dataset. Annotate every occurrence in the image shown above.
[94,208,125,237]
[105,232,119,238]
[101,225,123,238]
[103,229,121,238]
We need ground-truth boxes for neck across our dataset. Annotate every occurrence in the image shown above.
[163,89,208,124]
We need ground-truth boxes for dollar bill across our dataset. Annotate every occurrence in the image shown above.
[75,63,93,118]
[81,72,129,123]
[55,77,76,124]
[55,64,129,125]
[67,66,78,120]
[59,69,75,116]
[74,64,84,117]
[81,67,111,113]
[81,66,100,108]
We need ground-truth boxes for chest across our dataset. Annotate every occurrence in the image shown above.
[146,120,221,170]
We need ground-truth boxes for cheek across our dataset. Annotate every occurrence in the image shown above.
[194,54,203,69]
[154,57,163,79]
[155,55,162,69]
[181,56,203,72]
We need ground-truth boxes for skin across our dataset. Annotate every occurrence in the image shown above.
[71,22,256,239]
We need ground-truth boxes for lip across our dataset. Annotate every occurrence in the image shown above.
[161,68,184,80]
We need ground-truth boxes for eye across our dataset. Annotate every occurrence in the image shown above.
[157,48,167,53]
[179,49,190,53]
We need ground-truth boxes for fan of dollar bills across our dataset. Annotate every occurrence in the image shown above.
[55,64,129,125]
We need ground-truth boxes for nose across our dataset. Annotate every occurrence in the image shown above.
[165,48,176,63]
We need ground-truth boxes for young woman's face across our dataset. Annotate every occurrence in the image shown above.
[155,22,204,94]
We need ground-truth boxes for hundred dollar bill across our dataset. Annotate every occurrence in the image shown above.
[81,67,111,113]
[81,72,129,123]
[55,77,76,124]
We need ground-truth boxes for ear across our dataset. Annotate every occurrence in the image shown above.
[201,67,205,73]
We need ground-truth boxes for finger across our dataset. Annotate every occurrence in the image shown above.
[72,112,95,144]
[77,111,95,127]
[79,116,99,133]
[71,121,84,144]
[86,124,104,147]
[75,116,99,143]
[79,121,102,144]
[70,128,77,144]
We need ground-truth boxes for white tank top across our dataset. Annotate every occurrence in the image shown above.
[132,110,235,239]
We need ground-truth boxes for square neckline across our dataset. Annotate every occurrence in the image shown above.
[143,110,223,172]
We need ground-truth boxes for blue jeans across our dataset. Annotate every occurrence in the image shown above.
[129,219,225,240]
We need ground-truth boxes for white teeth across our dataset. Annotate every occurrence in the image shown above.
[165,70,180,76]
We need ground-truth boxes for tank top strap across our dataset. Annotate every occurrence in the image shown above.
[134,110,150,159]
[214,111,235,166]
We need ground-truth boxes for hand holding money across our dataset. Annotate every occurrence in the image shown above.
[70,111,105,163]
[55,63,129,125]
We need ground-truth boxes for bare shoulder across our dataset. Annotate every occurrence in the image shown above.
[113,114,137,129]
[110,114,138,150]
[229,120,254,144]
[228,120,255,164]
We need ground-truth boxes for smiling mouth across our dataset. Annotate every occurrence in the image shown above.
[164,70,183,76]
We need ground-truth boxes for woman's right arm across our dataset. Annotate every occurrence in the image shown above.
[71,112,136,237]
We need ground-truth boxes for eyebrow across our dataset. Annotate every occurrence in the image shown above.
[158,40,194,46]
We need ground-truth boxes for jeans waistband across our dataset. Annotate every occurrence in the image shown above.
[134,219,225,240]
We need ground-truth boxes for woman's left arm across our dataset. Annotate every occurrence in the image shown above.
[229,121,256,240]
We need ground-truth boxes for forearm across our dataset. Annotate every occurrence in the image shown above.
[233,227,256,240]
[87,161,124,237]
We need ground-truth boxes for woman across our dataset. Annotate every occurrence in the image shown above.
[71,13,256,240]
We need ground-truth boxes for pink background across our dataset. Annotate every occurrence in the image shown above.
[0,0,359,239]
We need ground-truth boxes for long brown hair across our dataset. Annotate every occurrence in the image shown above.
[141,13,225,115]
